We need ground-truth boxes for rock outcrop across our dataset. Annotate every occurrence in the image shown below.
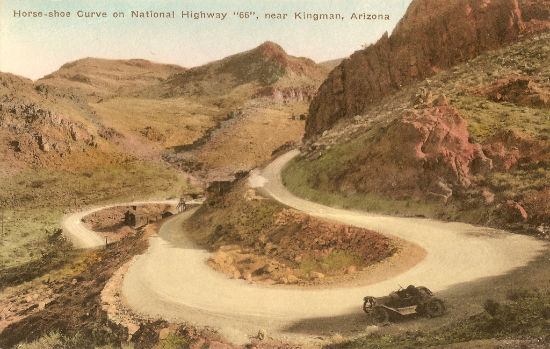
[482,130,550,171]
[474,75,550,109]
[306,0,550,137]
[252,86,317,102]
[0,73,103,169]
[326,101,491,202]
[206,207,396,285]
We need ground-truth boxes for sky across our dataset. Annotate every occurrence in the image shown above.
[0,0,413,80]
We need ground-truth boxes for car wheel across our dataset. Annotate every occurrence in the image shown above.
[373,306,390,324]
[425,298,446,317]
[363,297,375,313]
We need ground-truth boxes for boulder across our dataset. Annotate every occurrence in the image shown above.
[500,200,529,222]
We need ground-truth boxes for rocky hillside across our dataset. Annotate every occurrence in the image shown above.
[318,58,344,70]
[0,73,118,171]
[39,58,185,98]
[306,0,550,137]
[145,41,328,101]
[284,32,550,235]
[2,42,328,176]
[156,42,330,180]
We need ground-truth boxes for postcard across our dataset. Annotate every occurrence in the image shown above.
[1,0,549,348]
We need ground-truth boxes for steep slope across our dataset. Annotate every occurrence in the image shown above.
[4,42,328,178]
[145,41,328,100]
[284,32,550,234]
[306,0,550,137]
[39,58,185,98]
[38,58,241,158]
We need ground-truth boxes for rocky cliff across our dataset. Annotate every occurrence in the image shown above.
[327,99,491,203]
[288,31,550,234]
[306,0,550,137]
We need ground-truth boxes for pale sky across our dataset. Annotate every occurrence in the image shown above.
[0,0,413,80]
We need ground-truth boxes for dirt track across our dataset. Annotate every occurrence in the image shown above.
[61,199,178,249]
[119,151,547,344]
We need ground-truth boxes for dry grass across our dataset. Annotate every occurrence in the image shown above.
[38,57,185,98]
[91,96,229,149]
[180,100,308,177]
[0,160,188,272]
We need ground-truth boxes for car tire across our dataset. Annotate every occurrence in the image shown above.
[373,306,390,324]
[425,298,446,317]
[363,297,375,313]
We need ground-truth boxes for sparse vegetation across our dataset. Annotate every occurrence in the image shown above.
[452,95,550,143]
[91,96,234,149]
[16,329,190,349]
[0,160,187,287]
[167,99,308,178]
[283,154,448,218]
[14,332,65,349]
[185,179,395,284]
[153,333,189,349]
[299,250,360,274]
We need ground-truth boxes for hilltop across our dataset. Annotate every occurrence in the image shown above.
[154,42,330,180]
[2,42,328,176]
[0,41,327,282]
[39,58,185,98]
[0,72,115,172]
[318,58,344,70]
[144,41,328,100]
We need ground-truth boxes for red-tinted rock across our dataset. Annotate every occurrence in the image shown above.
[326,104,490,202]
[474,75,550,109]
[481,187,496,204]
[523,189,550,224]
[500,200,529,221]
[306,0,550,137]
[482,130,550,170]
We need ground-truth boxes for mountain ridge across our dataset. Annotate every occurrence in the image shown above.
[38,57,186,98]
[142,41,328,99]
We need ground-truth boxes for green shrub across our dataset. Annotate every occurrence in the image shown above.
[153,333,189,349]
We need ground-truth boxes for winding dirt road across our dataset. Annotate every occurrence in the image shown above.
[119,151,547,344]
[61,199,178,249]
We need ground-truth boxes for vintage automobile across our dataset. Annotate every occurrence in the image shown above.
[363,285,446,323]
